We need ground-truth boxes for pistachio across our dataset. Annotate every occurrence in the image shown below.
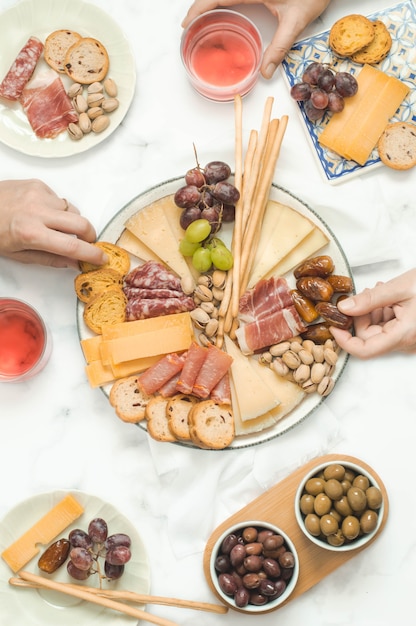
[87,81,104,94]
[194,284,213,302]
[88,106,104,120]
[101,97,119,113]
[87,92,104,107]
[78,112,92,134]
[212,286,224,302]
[290,340,303,353]
[67,123,83,141]
[180,276,194,295]
[260,351,273,365]
[190,308,210,328]
[282,350,301,370]
[298,349,314,365]
[312,344,324,363]
[205,318,219,338]
[294,363,311,384]
[74,94,88,113]
[310,362,326,384]
[271,358,289,378]
[318,376,335,397]
[68,83,83,98]
[199,333,213,347]
[197,274,212,288]
[324,348,338,367]
[269,341,291,357]
[302,339,316,353]
[200,301,215,315]
[212,270,227,289]
[104,77,118,97]
[302,379,318,394]
[91,115,110,133]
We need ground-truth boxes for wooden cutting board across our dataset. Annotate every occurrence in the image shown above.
[203,453,389,613]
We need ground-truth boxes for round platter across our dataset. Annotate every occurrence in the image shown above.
[0,0,135,157]
[0,490,150,625]
[76,177,352,449]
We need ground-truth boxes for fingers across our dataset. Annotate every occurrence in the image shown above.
[329,326,400,359]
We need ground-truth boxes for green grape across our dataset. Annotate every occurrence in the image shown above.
[179,238,200,257]
[207,237,227,249]
[210,245,233,271]
[192,247,212,272]
[185,219,211,243]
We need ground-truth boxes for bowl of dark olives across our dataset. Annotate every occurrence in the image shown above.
[295,460,384,551]
[209,520,299,612]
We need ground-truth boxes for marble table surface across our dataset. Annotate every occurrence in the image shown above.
[0,0,415,625]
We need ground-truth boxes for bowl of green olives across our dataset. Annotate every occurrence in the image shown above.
[209,520,299,612]
[295,460,384,551]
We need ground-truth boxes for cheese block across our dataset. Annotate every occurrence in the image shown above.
[85,359,116,387]
[124,196,195,285]
[248,200,316,288]
[250,357,305,422]
[117,228,161,263]
[224,335,280,421]
[319,64,410,165]
[230,377,278,436]
[80,334,102,363]
[264,227,329,279]
[1,494,84,573]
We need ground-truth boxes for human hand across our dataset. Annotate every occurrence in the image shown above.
[182,0,331,78]
[330,269,416,358]
[0,179,106,269]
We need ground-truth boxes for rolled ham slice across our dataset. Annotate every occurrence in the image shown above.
[176,342,209,395]
[0,36,44,101]
[192,344,233,399]
[138,352,186,396]
[235,305,306,355]
[20,69,78,138]
[210,372,232,405]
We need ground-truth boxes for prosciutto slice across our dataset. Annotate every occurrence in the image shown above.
[138,352,186,396]
[210,372,232,405]
[192,344,233,399]
[239,277,294,323]
[0,36,43,101]
[236,305,306,355]
[20,70,78,138]
[176,342,209,394]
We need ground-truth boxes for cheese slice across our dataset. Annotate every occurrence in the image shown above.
[124,195,194,284]
[224,335,280,421]
[85,359,116,387]
[117,228,161,263]
[248,201,316,288]
[230,377,278,436]
[319,64,410,165]
[1,494,84,573]
[81,335,103,363]
[265,227,329,279]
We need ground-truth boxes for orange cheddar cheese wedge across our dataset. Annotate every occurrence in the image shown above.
[85,359,116,387]
[318,64,409,165]
[1,494,84,573]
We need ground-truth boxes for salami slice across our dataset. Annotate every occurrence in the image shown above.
[126,296,195,321]
[0,36,44,101]
[123,287,185,300]
[124,261,182,291]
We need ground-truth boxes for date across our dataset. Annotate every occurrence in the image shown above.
[296,276,334,302]
[301,322,333,344]
[315,301,353,330]
[327,274,353,293]
[294,255,335,279]
[38,538,70,573]
[290,289,319,323]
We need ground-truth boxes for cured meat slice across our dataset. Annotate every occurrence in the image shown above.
[138,352,186,396]
[239,277,293,323]
[235,305,307,355]
[176,342,209,395]
[123,287,185,300]
[20,70,78,138]
[125,296,195,321]
[192,344,233,399]
[210,372,232,405]
[124,261,182,291]
[0,36,44,101]
[159,372,183,398]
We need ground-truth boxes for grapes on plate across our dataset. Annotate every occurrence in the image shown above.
[289,62,358,122]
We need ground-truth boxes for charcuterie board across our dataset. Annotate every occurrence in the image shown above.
[203,454,389,612]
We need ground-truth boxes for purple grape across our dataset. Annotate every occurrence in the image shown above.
[203,161,231,184]
[104,562,125,580]
[69,528,93,550]
[185,167,205,187]
[304,99,325,121]
[302,62,326,85]
[310,88,329,110]
[290,81,312,101]
[105,533,132,550]
[327,91,345,113]
[179,206,202,230]
[317,68,335,92]
[67,560,91,580]
[69,547,93,571]
[105,545,132,566]
[221,204,235,222]
[174,185,201,209]
[334,72,358,97]
[88,518,108,543]
[211,181,240,205]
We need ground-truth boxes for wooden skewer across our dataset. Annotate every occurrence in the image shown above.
[9,575,228,614]
[14,571,179,626]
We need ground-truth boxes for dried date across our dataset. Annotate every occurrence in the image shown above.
[327,274,353,293]
[294,255,335,279]
[290,289,319,323]
[38,538,70,573]
[315,301,353,330]
[296,276,334,302]
[301,322,333,344]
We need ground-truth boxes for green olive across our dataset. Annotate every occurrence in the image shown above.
[341,479,352,495]
[323,464,345,481]
[327,529,345,547]
[344,468,356,483]
[305,513,321,537]
[320,514,339,536]
[300,493,315,515]
[334,496,353,517]
[342,515,360,540]
[314,493,332,516]
[366,486,383,510]
[347,487,367,512]
[305,477,325,496]
[329,508,342,523]
[324,478,344,501]
[353,474,370,491]
[360,509,379,534]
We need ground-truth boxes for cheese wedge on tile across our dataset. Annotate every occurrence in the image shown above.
[224,335,280,421]
[248,201,316,288]
[1,494,84,573]
[124,196,194,284]
[264,227,329,279]
[319,64,410,165]
[117,228,161,263]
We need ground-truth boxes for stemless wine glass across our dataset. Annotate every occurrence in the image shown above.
[0,298,52,383]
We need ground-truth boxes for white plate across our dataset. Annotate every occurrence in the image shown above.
[77,178,351,450]
[281,0,416,184]
[0,0,135,157]
[0,490,150,625]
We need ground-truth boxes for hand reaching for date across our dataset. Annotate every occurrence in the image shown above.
[330,269,416,358]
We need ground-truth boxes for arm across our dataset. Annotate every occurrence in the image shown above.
[330,269,416,358]
[0,179,106,268]
[182,0,331,78]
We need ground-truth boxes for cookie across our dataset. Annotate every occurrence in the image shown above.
[64,37,109,84]
[350,20,392,64]
[79,242,130,276]
[377,122,416,170]
[44,29,82,73]
[329,14,375,57]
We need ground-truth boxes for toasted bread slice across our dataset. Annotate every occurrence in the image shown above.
[79,242,130,276]
[350,20,392,64]
[166,394,198,442]
[75,268,124,304]
[44,29,82,73]
[83,287,127,335]
[188,401,234,449]
[110,375,151,423]
[377,122,416,171]
[329,14,374,57]
[145,396,177,443]
[64,37,109,84]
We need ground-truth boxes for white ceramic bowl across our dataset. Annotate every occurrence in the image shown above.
[209,520,299,612]
[295,460,384,552]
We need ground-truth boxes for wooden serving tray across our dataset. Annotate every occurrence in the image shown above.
[203,454,389,613]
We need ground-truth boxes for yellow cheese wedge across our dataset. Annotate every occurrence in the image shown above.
[1,494,84,573]
[319,64,410,165]
[250,357,305,422]
[117,228,161,263]
[264,227,329,279]
[124,196,195,285]
[230,378,278,436]
[80,335,103,363]
[248,200,316,288]
[224,335,280,421]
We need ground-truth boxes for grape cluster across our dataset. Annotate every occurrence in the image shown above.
[67,517,132,582]
[290,62,358,122]
[175,160,239,234]
[180,219,233,272]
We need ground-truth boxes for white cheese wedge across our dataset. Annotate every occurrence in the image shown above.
[124,196,194,284]
[248,201,316,288]
[224,335,280,421]
[265,228,329,279]
[230,377,278,436]
[117,228,161,263]
[250,357,305,422]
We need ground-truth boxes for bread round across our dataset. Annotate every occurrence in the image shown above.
[377,122,416,170]
[64,37,109,84]
[83,287,127,334]
[329,14,375,57]
[75,268,124,303]
[350,20,392,64]
[44,29,82,73]
[145,396,177,443]
[166,394,198,442]
[79,242,130,275]
[110,375,151,423]
[188,401,234,450]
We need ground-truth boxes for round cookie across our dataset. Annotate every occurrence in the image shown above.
[64,37,109,84]
[44,29,82,73]
[329,14,375,57]
[350,20,392,64]
[377,122,416,171]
